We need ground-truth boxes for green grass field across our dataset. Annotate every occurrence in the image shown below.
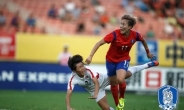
[0,90,183,110]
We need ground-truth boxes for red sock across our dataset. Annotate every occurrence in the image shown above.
[110,85,119,106]
[119,82,126,98]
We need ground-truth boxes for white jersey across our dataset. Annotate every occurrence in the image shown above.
[67,66,109,94]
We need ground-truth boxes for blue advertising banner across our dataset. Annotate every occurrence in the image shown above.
[137,40,158,64]
[0,61,85,91]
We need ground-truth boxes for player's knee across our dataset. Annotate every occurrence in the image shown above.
[125,71,132,79]
[117,74,126,84]
[110,81,118,85]
[109,78,118,85]
[116,70,126,82]
[117,78,124,84]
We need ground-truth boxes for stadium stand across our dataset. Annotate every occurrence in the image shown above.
[0,0,183,39]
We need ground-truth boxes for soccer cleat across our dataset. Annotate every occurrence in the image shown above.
[147,61,159,68]
[116,106,123,110]
[116,98,125,110]
[116,107,122,110]
[150,56,156,61]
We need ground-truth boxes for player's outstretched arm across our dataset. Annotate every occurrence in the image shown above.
[141,39,154,59]
[85,39,106,64]
[66,89,74,110]
[93,77,100,98]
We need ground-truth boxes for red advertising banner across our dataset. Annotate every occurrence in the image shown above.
[145,70,161,88]
[0,31,16,59]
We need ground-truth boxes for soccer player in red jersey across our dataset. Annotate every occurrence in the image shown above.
[85,14,159,110]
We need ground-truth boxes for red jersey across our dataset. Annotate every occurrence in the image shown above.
[104,29,143,63]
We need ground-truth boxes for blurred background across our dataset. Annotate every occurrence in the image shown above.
[0,0,184,110]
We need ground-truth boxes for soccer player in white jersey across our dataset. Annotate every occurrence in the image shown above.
[65,54,159,110]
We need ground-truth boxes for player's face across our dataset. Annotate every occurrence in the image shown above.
[75,62,86,77]
[120,19,132,34]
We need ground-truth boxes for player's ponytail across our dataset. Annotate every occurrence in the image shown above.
[121,14,137,28]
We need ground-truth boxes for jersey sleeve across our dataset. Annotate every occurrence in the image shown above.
[103,32,114,43]
[136,32,144,41]
[67,74,76,90]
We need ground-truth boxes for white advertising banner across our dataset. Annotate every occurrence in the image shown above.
[90,65,184,92]
[1,61,183,92]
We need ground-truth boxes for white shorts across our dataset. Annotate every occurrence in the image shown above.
[90,88,106,102]
[89,74,109,102]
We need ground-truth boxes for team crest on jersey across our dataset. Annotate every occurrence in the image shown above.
[158,85,178,110]
[85,81,89,85]
[131,39,134,44]
[84,79,91,85]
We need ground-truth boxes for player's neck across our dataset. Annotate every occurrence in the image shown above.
[78,74,84,78]
[75,72,85,78]
[123,30,130,37]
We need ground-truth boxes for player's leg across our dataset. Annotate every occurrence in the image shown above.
[125,60,159,79]
[115,68,126,109]
[117,82,126,110]
[106,61,119,106]
[96,90,114,110]
[115,60,130,110]
[119,81,126,99]
[116,69,126,84]
[110,78,119,106]
[97,96,113,110]
[116,60,130,84]
[116,60,129,99]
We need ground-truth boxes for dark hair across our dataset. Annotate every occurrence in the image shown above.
[68,54,83,71]
[121,14,137,27]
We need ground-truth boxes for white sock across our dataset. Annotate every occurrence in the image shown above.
[128,63,148,75]
[110,107,114,110]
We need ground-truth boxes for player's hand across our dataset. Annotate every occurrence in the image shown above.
[88,96,97,99]
[147,53,154,60]
[85,56,92,64]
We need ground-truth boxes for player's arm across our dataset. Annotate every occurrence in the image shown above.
[66,75,75,110]
[85,39,106,64]
[66,89,74,110]
[141,38,149,52]
[136,32,154,59]
[89,39,106,57]
[89,77,100,99]
[141,38,154,59]
[86,31,114,64]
